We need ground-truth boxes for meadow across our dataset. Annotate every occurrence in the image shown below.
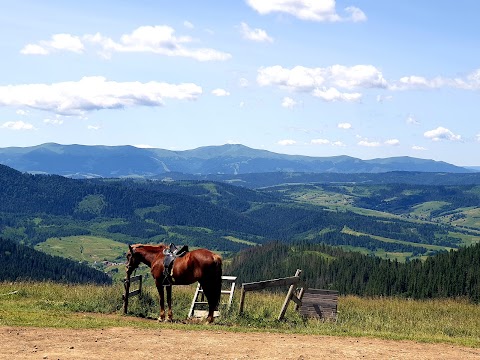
[0,281,479,348]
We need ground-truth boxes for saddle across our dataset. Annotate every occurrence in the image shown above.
[162,243,189,285]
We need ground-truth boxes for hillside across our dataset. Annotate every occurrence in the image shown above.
[0,237,111,284]
[0,143,471,178]
[1,163,480,265]
[226,241,480,302]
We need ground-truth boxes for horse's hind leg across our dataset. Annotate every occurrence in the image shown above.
[166,285,173,322]
[155,280,165,321]
[200,282,218,323]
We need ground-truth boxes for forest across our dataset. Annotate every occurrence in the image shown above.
[1,163,479,294]
[226,241,480,302]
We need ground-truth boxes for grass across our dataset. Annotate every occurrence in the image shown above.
[0,281,479,348]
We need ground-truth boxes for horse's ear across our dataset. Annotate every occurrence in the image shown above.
[129,245,134,254]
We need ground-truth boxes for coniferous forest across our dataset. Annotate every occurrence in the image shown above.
[226,241,480,302]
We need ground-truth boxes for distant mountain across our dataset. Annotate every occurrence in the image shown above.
[0,143,472,178]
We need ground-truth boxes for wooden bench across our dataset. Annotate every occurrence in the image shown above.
[298,289,338,320]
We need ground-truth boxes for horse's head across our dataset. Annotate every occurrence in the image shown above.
[125,244,141,276]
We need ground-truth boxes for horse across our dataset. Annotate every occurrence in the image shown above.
[126,243,223,323]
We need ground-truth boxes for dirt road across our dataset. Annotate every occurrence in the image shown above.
[2,326,479,360]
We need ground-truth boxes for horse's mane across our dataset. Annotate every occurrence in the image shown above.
[132,243,167,253]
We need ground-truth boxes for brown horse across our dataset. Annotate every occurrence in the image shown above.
[126,243,222,323]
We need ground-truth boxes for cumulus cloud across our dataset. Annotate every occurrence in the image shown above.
[22,26,231,62]
[358,140,381,147]
[1,121,36,130]
[311,138,330,145]
[246,0,366,23]
[281,97,297,108]
[338,122,352,130]
[87,125,101,130]
[240,22,273,43]
[257,65,386,101]
[212,88,230,96]
[384,139,400,146]
[376,94,393,103]
[424,127,461,142]
[278,139,296,146]
[21,33,85,55]
[313,87,361,102]
[0,76,203,115]
[412,145,427,151]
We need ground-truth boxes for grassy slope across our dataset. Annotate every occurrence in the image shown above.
[0,281,479,347]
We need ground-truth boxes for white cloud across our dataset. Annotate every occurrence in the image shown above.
[1,121,35,130]
[246,0,366,23]
[44,117,64,125]
[16,109,28,116]
[239,78,249,87]
[338,122,352,129]
[278,139,296,146]
[134,144,156,148]
[406,114,420,125]
[240,22,273,43]
[21,33,85,55]
[183,21,194,29]
[384,139,400,146]
[358,140,381,147]
[376,94,393,103]
[412,145,427,151]
[87,125,101,130]
[311,138,330,145]
[257,65,386,99]
[391,69,480,91]
[22,26,231,62]
[281,97,297,108]
[212,88,230,97]
[424,127,461,141]
[313,87,361,102]
[332,141,346,147]
[0,76,203,115]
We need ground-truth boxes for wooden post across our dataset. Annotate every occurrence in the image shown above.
[238,284,246,314]
[278,269,302,320]
[123,276,130,315]
[294,287,305,311]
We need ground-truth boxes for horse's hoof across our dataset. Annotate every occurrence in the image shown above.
[157,317,165,322]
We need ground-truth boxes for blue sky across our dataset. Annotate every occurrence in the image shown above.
[1,1,480,166]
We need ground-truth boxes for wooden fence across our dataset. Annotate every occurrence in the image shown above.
[122,274,142,314]
[238,269,302,320]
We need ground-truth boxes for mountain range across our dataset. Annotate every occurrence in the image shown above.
[0,143,473,178]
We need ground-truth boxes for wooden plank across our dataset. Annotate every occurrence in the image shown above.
[278,269,302,320]
[222,276,237,281]
[298,288,338,320]
[242,276,300,291]
[129,289,141,297]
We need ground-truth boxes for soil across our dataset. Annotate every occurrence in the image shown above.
[2,326,479,360]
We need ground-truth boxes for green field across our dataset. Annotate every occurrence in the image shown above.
[0,281,479,348]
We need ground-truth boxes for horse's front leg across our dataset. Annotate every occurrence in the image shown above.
[166,285,173,322]
[155,280,165,321]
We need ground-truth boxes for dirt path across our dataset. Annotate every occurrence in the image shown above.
[2,326,479,360]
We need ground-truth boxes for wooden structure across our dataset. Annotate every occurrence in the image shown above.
[298,288,339,320]
[188,275,237,318]
[122,274,142,314]
[238,269,303,320]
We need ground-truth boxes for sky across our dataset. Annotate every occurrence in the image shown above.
[1,0,480,166]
